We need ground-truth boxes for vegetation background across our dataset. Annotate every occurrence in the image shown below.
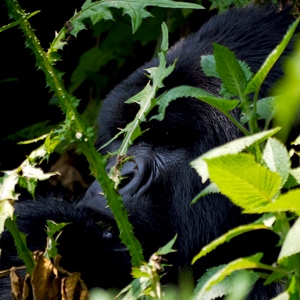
[0,0,217,199]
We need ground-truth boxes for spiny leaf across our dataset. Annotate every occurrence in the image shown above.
[151,85,239,122]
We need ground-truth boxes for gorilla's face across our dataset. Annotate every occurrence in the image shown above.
[79,60,243,281]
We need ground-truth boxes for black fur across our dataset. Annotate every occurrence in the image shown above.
[0,5,297,299]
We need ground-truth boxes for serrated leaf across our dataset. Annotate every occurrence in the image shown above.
[245,18,299,95]
[256,97,276,121]
[194,267,259,300]
[201,55,220,78]
[278,217,300,262]
[117,277,150,300]
[191,128,280,183]
[191,183,219,204]
[205,153,281,210]
[213,43,247,96]
[195,254,264,300]
[192,223,269,264]
[245,189,300,214]
[151,85,239,121]
[262,138,290,187]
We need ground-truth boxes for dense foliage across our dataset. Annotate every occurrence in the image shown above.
[1,0,300,299]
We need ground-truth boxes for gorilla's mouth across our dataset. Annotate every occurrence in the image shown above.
[102,228,128,253]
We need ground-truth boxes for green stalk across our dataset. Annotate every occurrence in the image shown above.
[5,217,34,274]
[5,0,144,267]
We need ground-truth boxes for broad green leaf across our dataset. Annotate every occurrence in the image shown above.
[245,189,300,214]
[194,266,259,300]
[213,43,247,97]
[195,254,264,299]
[205,153,281,210]
[192,223,269,264]
[262,138,290,187]
[151,85,239,121]
[245,18,299,95]
[191,128,280,183]
[279,217,300,262]
[191,183,219,204]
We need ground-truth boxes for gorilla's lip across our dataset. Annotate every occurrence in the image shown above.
[111,244,128,252]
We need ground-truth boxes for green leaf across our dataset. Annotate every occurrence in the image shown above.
[151,85,239,121]
[290,168,300,185]
[117,277,151,300]
[5,216,34,274]
[194,254,264,300]
[157,235,177,255]
[245,18,299,95]
[279,218,300,263]
[262,138,290,187]
[256,97,276,122]
[192,223,269,264]
[213,43,247,97]
[0,199,14,234]
[191,128,280,183]
[205,153,281,210]
[191,183,219,205]
[201,55,220,78]
[245,189,300,214]
[45,221,70,259]
[194,267,259,300]
[71,0,203,35]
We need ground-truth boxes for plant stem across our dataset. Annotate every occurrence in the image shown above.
[5,0,144,267]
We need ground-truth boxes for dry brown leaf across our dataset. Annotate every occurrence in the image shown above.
[10,267,23,300]
[61,272,80,300]
[31,251,53,299]
[61,272,89,300]
[22,274,31,300]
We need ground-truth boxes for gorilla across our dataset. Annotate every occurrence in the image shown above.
[0,5,298,299]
